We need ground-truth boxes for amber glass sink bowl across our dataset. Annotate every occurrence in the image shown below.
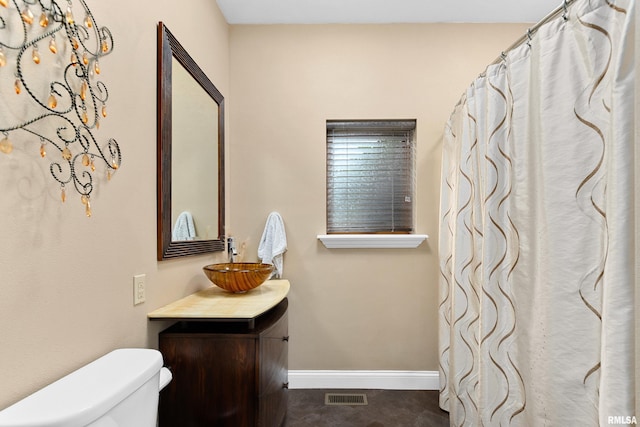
[203,263,274,293]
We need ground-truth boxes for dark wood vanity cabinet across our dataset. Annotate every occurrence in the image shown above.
[158,299,289,427]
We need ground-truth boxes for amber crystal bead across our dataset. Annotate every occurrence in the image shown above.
[82,52,89,65]
[49,38,57,54]
[101,104,107,118]
[94,61,101,75]
[70,52,78,65]
[101,41,108,53]
[81,195,88,205]
[39,12,49,27]
[60,187,66,202]
[48,94,57,109]
[82,153,90,166]
[85,200,92,217]
[21,7,34,25]
[80,81,87,100]
[84,15,92,28]
[14,79,21,95]
[65,6,75,25]
[90,159,96,171]
[0,0,7,8]
[82,111,88,124]
[40,144,46,158]
[32,47,40,64]
[71,38,79,50]
[0,136,12,154]
[62,147,72,160]
[0,50,6,67]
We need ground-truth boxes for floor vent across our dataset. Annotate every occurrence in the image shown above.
[324,393,368,406]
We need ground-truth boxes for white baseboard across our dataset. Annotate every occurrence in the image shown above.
[288,370,439,390]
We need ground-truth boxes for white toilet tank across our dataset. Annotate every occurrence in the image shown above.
[0,348,172,427]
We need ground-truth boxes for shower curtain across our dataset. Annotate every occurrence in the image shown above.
[438,1,636,425]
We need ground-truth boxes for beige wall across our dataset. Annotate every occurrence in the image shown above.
[228,23,529,371]
[0,0,229,408]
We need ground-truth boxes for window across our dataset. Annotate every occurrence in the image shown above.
[326,119,416,234]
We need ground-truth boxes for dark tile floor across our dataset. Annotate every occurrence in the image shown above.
[286,389,450,427]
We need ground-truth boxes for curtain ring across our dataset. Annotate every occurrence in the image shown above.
[562,0,569,21]
[526,28,533,48]
[500,51,507,62]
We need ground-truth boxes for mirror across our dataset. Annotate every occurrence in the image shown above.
[157,22,225,260]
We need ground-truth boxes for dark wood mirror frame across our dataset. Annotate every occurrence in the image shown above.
[157,22,225,260]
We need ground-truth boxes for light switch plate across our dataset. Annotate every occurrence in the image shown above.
[133,274,146,305]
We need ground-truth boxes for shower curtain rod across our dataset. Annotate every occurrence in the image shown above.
[489,0,576,65]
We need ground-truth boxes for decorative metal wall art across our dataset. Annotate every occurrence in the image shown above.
[0,0,119,217]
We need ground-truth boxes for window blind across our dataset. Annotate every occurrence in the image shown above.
[326,120,416,234]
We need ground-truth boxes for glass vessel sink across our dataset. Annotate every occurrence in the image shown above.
[203,263,274,293]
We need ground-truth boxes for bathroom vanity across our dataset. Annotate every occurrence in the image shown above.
[148,280,290,427]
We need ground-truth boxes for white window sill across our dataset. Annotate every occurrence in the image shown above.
[317,234,428,249]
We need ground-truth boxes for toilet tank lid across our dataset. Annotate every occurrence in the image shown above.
[0,348,163,427]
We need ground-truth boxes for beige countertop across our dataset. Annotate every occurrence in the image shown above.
[148,279,290,321]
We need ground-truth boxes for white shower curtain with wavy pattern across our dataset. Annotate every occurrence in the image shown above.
[439,1,636,425]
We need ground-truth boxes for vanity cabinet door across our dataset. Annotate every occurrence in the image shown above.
[159,334,257,427]
[259,309,288,427]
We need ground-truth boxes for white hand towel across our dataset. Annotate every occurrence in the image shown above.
[258,212,287,278]
[172,211,196,241]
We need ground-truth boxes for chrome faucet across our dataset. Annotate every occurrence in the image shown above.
[227,237,238,263]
